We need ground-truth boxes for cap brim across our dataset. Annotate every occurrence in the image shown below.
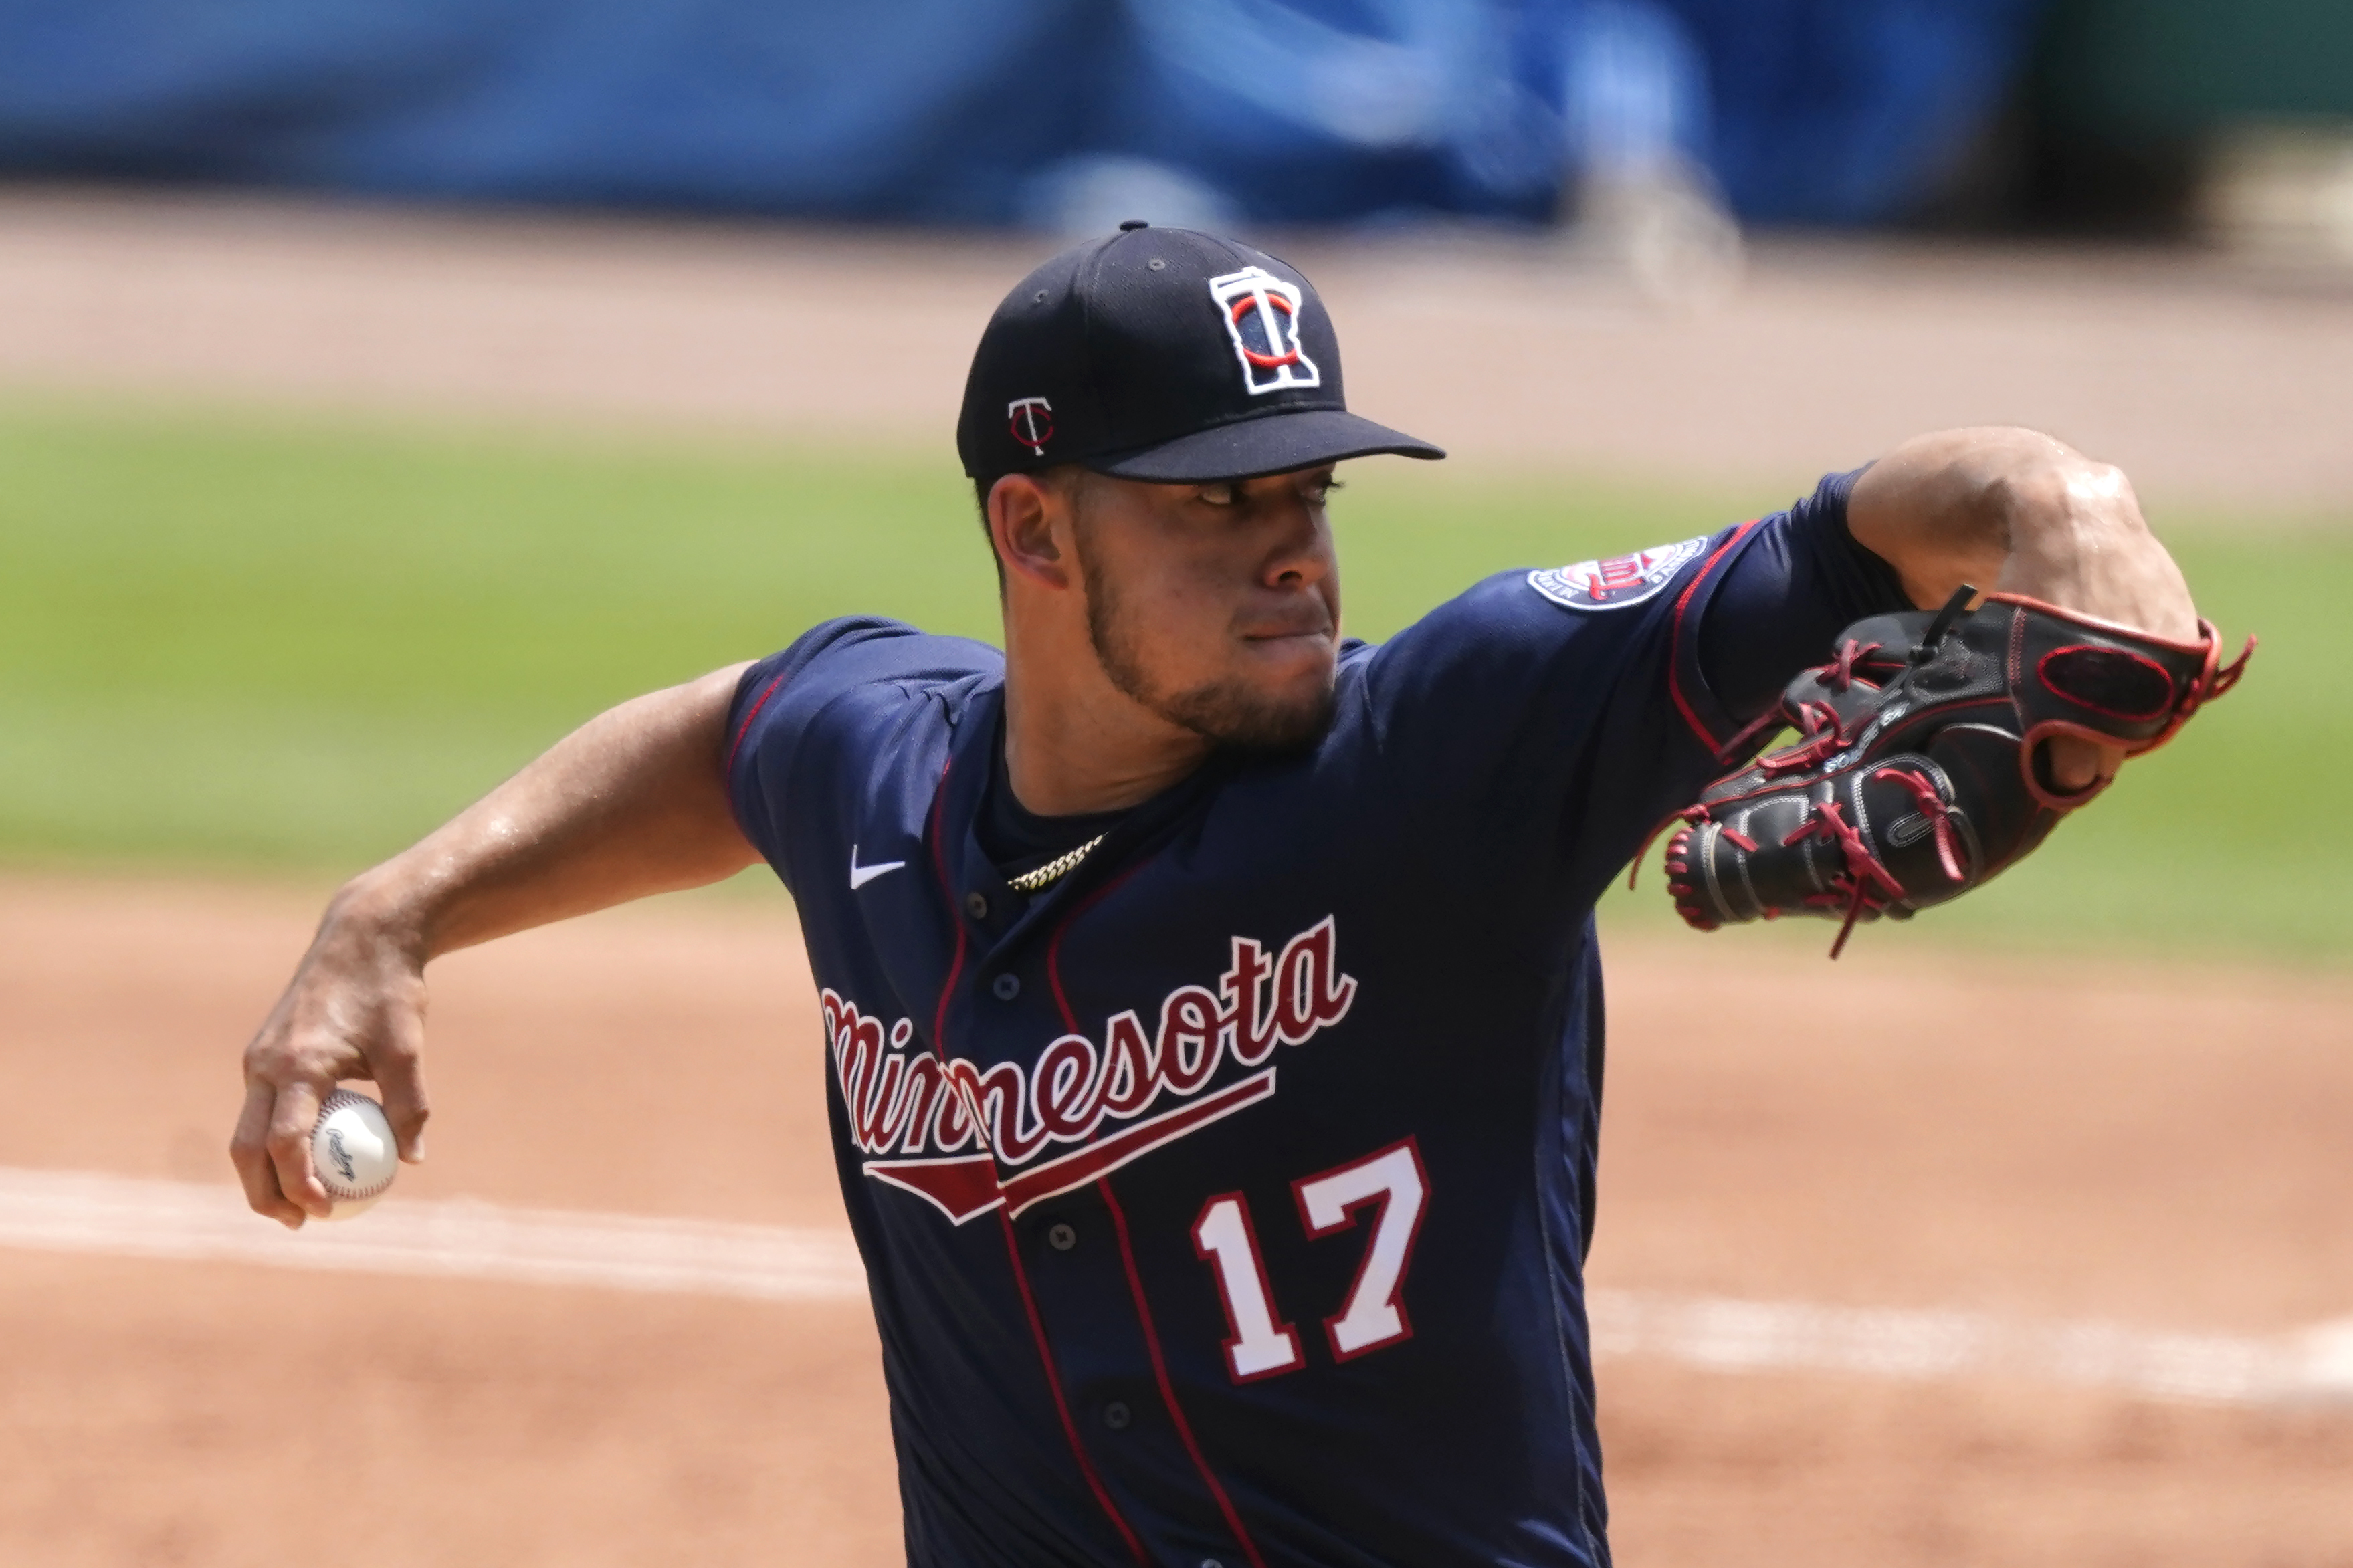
[1088,409,1444,484]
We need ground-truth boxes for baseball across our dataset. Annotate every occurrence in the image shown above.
[310,1087,398,1219]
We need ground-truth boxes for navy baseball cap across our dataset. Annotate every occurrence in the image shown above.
[957,222,1444,489]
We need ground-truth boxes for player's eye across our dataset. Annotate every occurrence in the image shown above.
[1306,475,1343,506]
[1197,482,1238,508]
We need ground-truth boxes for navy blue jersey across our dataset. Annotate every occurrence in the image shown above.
[726,472,1901,1568]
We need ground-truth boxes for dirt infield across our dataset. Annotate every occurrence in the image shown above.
[2,874,2346,1566]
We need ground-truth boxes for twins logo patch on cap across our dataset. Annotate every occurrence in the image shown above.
[1207,267,1320,396]
[1528,536,1708,611]
[1008,396,1053,456]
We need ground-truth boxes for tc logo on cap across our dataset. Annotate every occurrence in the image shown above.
[1007,396,1054,456]
[1208,267,1320,397]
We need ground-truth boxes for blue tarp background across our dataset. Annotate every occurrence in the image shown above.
[0,0,2045,226]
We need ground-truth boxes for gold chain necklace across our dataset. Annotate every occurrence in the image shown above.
[1005,833,1108,894]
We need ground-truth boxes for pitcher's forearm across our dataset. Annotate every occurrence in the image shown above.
[1847,428,2196,641]
[334,663,760,962]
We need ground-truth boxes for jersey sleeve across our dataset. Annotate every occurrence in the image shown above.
[1692,467,1909,732]
[1353,469,1908,906]
[724,617,1001,891]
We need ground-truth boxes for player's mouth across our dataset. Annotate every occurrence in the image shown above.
[1235,605,1336,647]
[1237,625,1338,680]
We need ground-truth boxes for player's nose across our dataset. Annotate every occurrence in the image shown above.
[1256,496,1334,592]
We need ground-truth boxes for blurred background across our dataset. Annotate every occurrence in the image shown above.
[7,0,2353,268]
[1,3,2348,1565]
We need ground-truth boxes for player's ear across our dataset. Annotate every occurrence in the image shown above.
[989,471,1076,593]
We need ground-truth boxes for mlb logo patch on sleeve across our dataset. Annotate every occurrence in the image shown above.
[1527,536,1709,611]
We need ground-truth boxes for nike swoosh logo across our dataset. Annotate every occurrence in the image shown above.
[849,846,906,891]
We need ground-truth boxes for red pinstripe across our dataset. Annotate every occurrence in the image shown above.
[927,762,1146,1560]
[998,1209,1150,1566]
[1045,867,1144,1034]
[926,763,966,1054]
[723,671,789,777]
[1099,1179,1271,1568]
[1666,519,1760,754]
[1042,849,1265,1564]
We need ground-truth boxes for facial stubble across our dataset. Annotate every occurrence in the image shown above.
[1073,512,1336,756]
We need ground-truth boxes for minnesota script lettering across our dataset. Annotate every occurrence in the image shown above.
[821,917,1356,1222]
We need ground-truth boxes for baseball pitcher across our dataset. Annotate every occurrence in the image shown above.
[235,223,2244,1567]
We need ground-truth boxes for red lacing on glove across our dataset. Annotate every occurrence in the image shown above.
[1819,639,1883,694]
[1663,826,1695,903]
[1659,820,1763,927]
[1627,804,1708,891]
[2138,627,2256,755]
[2182,633,2256,722]
[1639,809,1762,899]
[1782,798,1906,960]
[1869,766,1965,883]
[1716,704,1788,763]
[1756,700,1852,779]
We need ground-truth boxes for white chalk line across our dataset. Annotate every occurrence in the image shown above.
[0,1166,868,1302]
[0,1167,2344,1407]
[1592,1290,2353,1408]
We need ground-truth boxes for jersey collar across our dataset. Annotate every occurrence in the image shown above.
[936,683,1237,970]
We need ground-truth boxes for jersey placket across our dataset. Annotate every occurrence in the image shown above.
[928,744,1271,1568]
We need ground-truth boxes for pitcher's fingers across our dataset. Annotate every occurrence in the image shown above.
[2045,735,2124,795]
[231,1080,306,1228]
[372,1018,431,1165]
[264,1077,332,1220]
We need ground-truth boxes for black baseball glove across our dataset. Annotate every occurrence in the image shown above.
[1658,588,2252,956]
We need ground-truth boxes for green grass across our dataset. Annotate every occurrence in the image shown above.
[0,397,2340,964]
